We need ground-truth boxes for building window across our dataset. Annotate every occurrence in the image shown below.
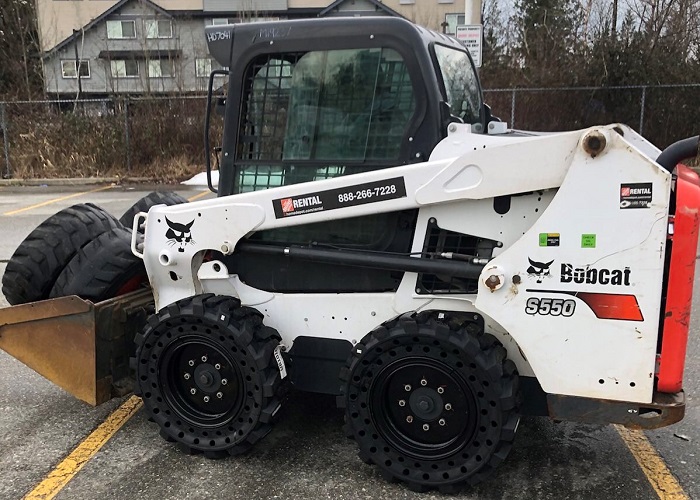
[111,60,139,78]
[145,19,173,39]
[438,0,455,3]
[444,13,466,35]
[148,59,174,78]
[106,20,136,39]
[210,17,279,26]
[399,0,416,4]
[61,60,90,79]
[195,58,212,78]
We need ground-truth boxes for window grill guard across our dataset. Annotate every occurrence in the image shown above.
[234,49,415,193]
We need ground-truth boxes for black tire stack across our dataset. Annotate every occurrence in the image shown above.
[1,191,187,305]
[119,191,188,231]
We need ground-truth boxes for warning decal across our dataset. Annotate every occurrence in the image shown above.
[272,177,407,218]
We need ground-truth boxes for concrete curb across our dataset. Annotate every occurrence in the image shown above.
[0,177,165,186]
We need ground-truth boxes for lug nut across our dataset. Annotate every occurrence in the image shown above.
[398,399,406,407]
[404,384,411,392]
[422,423,430,431]
[201,355,208,362]
[437,387,444,394]
[420,379,427,386]
[190,388,197,395]
[203,396,210,402]
[221,378,228,385]
[406,415,413,423]
[214,363,221,370]
[439,418,446,426]
[217,392,223,399]
[188,360,195,366]
[445,403,452,411]
[183,373,190,380]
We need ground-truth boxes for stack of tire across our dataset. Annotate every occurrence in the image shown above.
[1,191,187,305]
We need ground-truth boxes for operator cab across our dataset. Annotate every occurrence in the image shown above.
[205,17,486,196]
[204,17,490,294]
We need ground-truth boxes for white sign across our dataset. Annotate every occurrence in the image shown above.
[456,24,483,68]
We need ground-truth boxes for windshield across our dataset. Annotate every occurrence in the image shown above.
[434,44,482,125]
[235,47,416,193]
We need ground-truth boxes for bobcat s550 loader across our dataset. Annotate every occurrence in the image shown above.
[1,17,700,493]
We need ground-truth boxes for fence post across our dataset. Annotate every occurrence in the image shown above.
[124,98,131,172]
[1,103,10,179]
[639,86,647,135]
[510,89,516,128]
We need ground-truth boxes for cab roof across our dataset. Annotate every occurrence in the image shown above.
[206,17,466,68]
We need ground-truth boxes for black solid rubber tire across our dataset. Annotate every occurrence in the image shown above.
[120,191,188,231]
[135,294,283,458]
[1,203,120,305]
[49,227,147,302]
[339,311,520,493]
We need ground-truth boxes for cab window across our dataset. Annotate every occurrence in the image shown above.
[433,44,482,125]
[235,47,416,193]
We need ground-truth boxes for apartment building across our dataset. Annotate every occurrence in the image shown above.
[39,0,474,97]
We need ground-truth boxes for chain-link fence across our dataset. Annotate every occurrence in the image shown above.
[0,95,218,180]
[0,84,698,179]
[483,84,700,149]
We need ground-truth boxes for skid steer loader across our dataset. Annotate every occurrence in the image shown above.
[2,17,700,492]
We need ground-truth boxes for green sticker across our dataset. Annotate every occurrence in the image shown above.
[581,234,596,248]
[539,233,560,247]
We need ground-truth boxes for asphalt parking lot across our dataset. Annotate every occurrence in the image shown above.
[0,184,697,499]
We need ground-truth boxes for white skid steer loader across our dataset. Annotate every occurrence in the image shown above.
[2,17,699,493]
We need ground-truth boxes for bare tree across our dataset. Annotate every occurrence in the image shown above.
[0,0,42,99]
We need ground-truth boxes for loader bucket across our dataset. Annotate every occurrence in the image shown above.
[0,289,153,406]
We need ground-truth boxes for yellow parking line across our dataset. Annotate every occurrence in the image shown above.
[187,190,214,202]
[23,396,143,500]
[4,185,115,216]
[615,425,689,499]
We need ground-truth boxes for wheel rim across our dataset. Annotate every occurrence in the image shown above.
[159,335,243,428]
[370,357,477,460]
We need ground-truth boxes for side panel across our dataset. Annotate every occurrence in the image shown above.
[475,130,671,403]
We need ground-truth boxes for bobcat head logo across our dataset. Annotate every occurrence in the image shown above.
[527,258,554,283]
[165,217,195,253]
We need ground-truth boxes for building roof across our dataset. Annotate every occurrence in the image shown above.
[49,0,172,56]
[318,0,404,18]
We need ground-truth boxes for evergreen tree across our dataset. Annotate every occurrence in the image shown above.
[511,0,585,85]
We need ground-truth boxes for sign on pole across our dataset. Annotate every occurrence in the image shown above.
[456,25,483,67]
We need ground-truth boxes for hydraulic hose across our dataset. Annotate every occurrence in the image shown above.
[656,136,699,173]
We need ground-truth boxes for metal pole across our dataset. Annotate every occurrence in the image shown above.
[639,86,646,135]
[1,103,11,178]
[124,98,131,171]
[465,0,482,24]
[511,90,516,128]
[73,30,82,102]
